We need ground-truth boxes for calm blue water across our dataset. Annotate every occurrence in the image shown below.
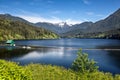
[0,38,120,74]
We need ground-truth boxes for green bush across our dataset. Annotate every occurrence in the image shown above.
[77,71,114,80]
[25,63,120,80]
[71,49,98,73]
[25,64,80,80]
[0,60,32,80]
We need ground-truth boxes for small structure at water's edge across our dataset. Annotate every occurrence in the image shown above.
[6,40,15,46]
[22,45,31,49]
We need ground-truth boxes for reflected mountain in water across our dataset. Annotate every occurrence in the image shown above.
[108,51,120,67]
[0,48,32,59]
[12,47,77,67]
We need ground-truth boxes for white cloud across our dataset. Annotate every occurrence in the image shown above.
[17,14,82,24]
[18,15,46,23]
[18,15,62,23]
[15,10,82,24]
[82,0,90,5]
[65,19,82,25]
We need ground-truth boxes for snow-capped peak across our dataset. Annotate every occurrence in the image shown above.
[54,22,72,27]
[58,22,66,27]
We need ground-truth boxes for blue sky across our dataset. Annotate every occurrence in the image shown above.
[0,0,120,24]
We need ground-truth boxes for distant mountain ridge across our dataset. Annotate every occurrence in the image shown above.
[0,14,29,23]
[1,8,120,39]
[35,22,72,34]
[35,8,120,39]
[90,8,120,32]
[0,14,58,41]
[71,8,120,38]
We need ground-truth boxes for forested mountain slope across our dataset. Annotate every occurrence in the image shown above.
[0,16,58,41]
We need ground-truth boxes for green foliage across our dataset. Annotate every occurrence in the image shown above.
[0,18,58,41]
[25,64,80,80]
[1,50,120,80]
[77,71,114,80]
[24,63,120,80]
[0,60,32,80]
[115,74,120,80]
[71,49,98,73]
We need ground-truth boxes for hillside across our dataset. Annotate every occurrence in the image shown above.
[62,8,120,39]
[0,15,58,41]
[0,14,29,23]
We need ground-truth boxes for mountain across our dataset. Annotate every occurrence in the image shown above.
[35,22,72,35]
[0,14,58,41]
[60,22,93,37]
[35,21,94,36]
[0,14,29,23]
[35,8,120,39]
[62,8,120,39]
[89,8,120,32]
[35,22,62,34]
[1,8,120,39]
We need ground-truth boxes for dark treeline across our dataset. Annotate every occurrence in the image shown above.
[74,29,120,39]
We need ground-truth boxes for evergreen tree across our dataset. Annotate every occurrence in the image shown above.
[71,49,98,73]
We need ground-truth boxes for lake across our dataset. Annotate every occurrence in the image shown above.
[0,38,120,74]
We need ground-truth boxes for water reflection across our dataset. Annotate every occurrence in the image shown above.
[0,48,32,59]
[107,51,120,68]
[18,48,65,60]
[8,47,77,67]
[83,49,120,74]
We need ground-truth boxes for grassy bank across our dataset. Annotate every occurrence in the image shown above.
[0,50,120,80]
[26,64,120,80]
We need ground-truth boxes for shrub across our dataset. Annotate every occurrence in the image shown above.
[71,49,98,73]
[26,64,80,80]
[0,60,32,80]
